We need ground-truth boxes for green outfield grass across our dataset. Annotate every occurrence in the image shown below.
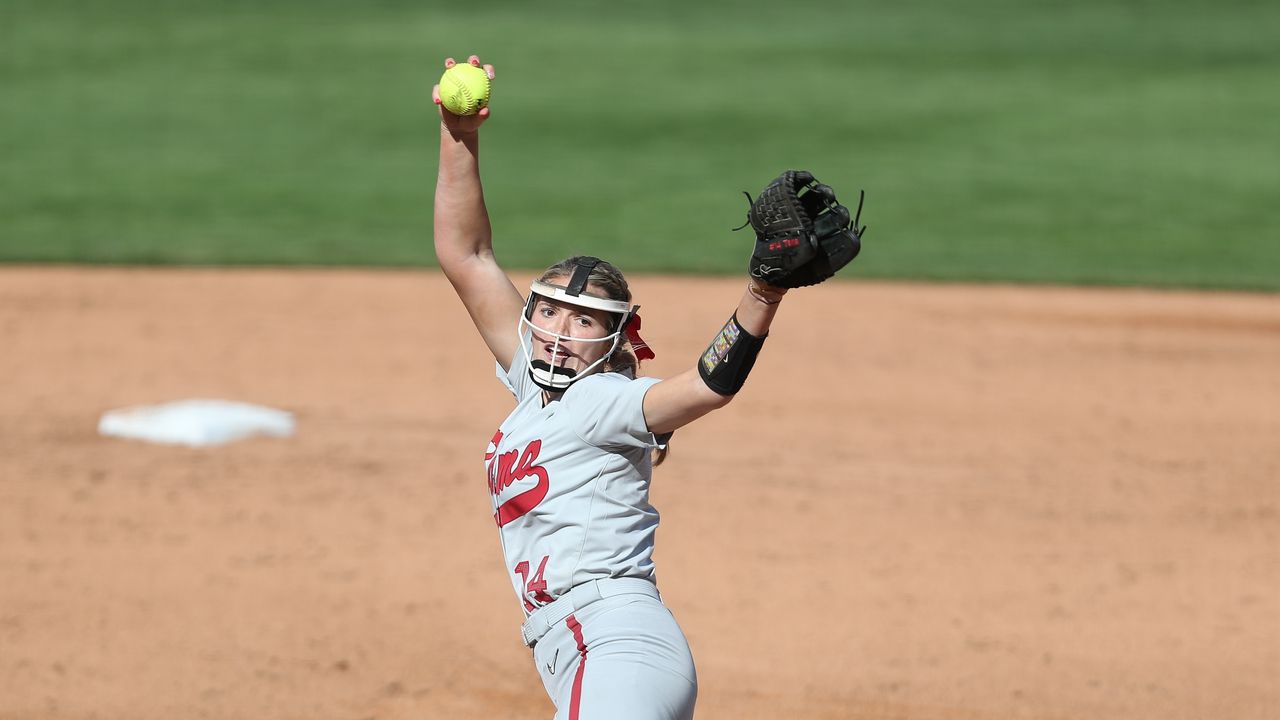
[2,0,1278,289]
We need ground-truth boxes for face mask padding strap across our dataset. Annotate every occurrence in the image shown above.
[565,256,602,297]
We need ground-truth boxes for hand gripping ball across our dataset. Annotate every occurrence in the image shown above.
[439,63,490,116]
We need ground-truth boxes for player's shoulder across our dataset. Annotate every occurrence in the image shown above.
[559,371,666,449]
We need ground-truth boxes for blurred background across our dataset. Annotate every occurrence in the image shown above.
[3,0,1278,287]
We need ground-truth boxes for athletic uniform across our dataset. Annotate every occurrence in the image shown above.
[486,346,697,720]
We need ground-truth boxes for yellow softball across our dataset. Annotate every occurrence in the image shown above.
[439,63,491,116]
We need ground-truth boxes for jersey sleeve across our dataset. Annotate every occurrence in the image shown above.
[562,374,665,450]
[496,342,539,402]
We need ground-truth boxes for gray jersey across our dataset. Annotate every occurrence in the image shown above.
[487,349,666,614]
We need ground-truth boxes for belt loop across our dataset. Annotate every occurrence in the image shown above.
[569,579,603,611]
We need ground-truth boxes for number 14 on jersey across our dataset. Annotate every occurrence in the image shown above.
[514,555,553,611]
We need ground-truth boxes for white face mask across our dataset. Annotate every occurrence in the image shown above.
[517,280,636,392]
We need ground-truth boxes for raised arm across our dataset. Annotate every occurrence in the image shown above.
[433,55,524,369]
[642,280,786,435]
[643,170,865,435]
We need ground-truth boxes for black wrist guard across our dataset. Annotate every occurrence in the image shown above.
[698,313,766,396]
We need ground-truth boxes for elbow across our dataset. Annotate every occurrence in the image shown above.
[698,381,736,411]
[710,390,735,410]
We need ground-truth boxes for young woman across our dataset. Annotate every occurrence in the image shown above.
[432,55,861,720]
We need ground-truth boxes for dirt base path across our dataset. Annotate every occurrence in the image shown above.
[2,267,1277,720]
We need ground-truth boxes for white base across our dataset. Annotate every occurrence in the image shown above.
[98,399,295,447]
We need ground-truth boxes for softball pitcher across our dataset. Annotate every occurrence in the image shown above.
[432,55,865,720]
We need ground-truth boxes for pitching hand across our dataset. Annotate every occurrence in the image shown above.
[433,55,495,136]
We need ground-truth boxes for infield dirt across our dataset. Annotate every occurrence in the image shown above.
[2,268,1277,720]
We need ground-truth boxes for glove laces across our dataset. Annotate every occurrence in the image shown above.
[730,191,755,231]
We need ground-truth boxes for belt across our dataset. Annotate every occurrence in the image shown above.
[520,577,660,648]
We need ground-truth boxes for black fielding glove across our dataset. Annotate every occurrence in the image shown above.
[745,170,865,289]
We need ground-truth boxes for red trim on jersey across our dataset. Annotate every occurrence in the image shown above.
[567,614,587,720]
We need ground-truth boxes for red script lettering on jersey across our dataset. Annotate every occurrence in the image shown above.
[486,430,550,527]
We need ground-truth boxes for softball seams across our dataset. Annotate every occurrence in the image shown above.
[444,66,489,115]
[449,76,476,114]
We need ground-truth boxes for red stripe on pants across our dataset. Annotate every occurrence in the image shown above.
[566,614,587,720]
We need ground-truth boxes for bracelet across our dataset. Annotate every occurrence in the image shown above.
[747,279,787,305]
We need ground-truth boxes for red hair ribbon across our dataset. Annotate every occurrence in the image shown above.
[624,313,655,361]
